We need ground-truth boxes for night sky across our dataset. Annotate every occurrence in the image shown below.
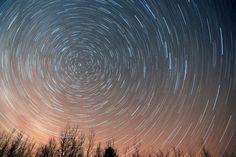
[0,0,236,156]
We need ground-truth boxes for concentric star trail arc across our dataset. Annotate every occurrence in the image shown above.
[0,0,235,156]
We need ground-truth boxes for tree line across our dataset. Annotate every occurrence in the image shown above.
[0,126,235,157]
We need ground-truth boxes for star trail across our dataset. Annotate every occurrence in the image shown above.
[0,0,235,156]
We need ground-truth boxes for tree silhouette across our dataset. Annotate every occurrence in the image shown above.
[0,130,13,157]
[59,125,85,157]
[86,129,95,157]
[35,138,58,157]
[0,126,235,157]
[132,138,141,157]
[103,146,117,157]
[94,142,102,157]
[0,130,34,157]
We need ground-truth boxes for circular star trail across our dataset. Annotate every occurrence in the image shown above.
[0,0,235,156]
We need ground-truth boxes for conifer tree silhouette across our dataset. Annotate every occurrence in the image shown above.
[103,146,117,157]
